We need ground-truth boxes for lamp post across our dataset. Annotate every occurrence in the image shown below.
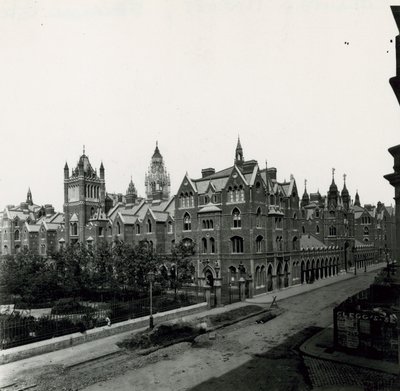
[147,271,155,330]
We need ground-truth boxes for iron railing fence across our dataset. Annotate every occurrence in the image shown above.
[0,286,205,350]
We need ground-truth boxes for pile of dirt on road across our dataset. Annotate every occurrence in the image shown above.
[203,305,264,327]
[118,321,207,350]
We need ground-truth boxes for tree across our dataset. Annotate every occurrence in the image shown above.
[169,240,196,288]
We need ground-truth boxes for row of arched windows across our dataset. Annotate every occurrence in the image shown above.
[179,192,194,208]
[227,186,245,203]
[361,216,371,225]
[201,237,216,254]
[85,184,100,199]
[202,219,214,229]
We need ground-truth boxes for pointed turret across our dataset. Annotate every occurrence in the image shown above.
[126,177,138,204]
[341,174,350,209]
[100,161,105,180]
[235,136,244,167]
[64,162,69,179]
[26,187,33,206]
[328,168,339,208]
[301,179,309,208]
[354,190,361,207]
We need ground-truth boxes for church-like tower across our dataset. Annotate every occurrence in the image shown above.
[63,148,106,244]
[145,142,171,202]
[126,177,138,205]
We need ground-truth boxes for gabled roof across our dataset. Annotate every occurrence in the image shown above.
[118,212,137,225]
[248,164,259,187]
[25,224,40,233]
[70,213,79,222]
[42,222,60,231]
[152,211,169,222]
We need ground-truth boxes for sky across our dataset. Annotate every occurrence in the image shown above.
[0,0,399,211]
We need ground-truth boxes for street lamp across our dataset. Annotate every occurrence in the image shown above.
[147,271,155,329]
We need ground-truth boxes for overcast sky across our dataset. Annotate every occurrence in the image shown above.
[0,0,399,211]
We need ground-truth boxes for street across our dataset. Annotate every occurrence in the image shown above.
[0,270,392,391]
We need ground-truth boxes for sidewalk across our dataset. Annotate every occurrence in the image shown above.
[300,326,399,375]
[247,262,386,305]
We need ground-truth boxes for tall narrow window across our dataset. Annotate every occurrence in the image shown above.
[232,208,241,228]
[231,236,244,253]
[256,235,263,253]
[210,237,215,253]
[147,219,152,233]
[316,225,320,234]
[117,221,121,235]
[14,230,20,241]
[201,238,207,253]
[183,213,191,231]
[168,221,173,233]
[256,208,261,227]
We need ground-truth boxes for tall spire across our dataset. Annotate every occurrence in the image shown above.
[354,189,361,207]
[26,187,33,206]
[301,179,309,208]
[235,136,244,166]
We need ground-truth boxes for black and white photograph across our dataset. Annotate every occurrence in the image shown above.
[0,1,400,390]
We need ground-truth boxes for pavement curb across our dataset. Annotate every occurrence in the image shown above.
[300,327,400,375]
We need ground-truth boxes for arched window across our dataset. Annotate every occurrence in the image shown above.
[316,225,320,234]
[40,243,46,255]
[71,223,78,236]
[231,236,244,253]
[136,224,141,234]
[189,192,194,207]
[202,220,206,229]
[201,237,208,253]
[228,187,234,203]
[229,266,237,281]
[239,186,244,202]
[315,209,320,218]
[117,221,121,235]
[91,207,95,217]
[209,220,214,229]
[329,226,337,236]
[292,236,298,250]
[179,193,184,208]
[210,237,215,253]
[364,226,369,235]
[302,225,305,234]
[14,230,20,241]
[147,219,152,233]
[256,208,261,228]
[183,213,191,231]
[168,221,173,233]
[256,235,263,253]
[232,208,241,228]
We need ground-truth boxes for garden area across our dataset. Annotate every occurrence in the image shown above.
[0,239,203,349]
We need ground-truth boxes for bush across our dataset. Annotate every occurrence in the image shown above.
[51,299,95,315]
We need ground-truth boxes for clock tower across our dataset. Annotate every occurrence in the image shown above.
[145,142,171,202]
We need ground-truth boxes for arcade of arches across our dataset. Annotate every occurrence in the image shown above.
[198,255,342,306]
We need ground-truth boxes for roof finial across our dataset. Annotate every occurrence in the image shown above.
[304,179,307,190]
[332,167,335,180]
[343,173,347,184]
[156,140,158,148]
[83,145,85,155]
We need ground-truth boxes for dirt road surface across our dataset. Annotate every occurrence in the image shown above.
[1,271,389,391]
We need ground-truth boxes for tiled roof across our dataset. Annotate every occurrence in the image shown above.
[152,211,169,222]
[198,204,222,214]
[300,234,327,250]
[26,224,40,233]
